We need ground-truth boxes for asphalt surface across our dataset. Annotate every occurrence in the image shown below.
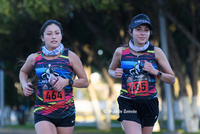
[0,123,121,134]
[0,128,36,134]
[0,128,119,134]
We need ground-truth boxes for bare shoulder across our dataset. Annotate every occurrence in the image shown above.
[114,47,123,56]
[68,50,79,59]
[154,47,165,59]
[26,53,37,66]
[68,50,81,66]
[108,46,123,69]
[115,47,123,53]
[154,46,162,53]
[154,46,170,64]
[28,53,37,60]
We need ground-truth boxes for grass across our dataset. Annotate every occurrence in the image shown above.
[74,126,124,133]
[4,122,200,134]
[2,125,166,133]
[5,124,34,129]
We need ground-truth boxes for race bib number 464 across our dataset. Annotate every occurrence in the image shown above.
[43,89,65,103]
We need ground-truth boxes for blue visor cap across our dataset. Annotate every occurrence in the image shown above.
[129,19,153,30]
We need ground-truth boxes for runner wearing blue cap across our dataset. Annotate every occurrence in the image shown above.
[108,14,175,134]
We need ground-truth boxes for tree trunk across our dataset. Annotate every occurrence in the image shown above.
[167,27,199,132]
[181,96,199,132]
[173,99,182,120]
[191,96,199,132]
[85,65,110,130]
[185,1,200,132]
[105,97,112,129]
[68,36,114,130]
[159,5,200,132]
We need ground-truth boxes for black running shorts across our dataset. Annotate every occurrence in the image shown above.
[117,96,159,128]
[34,113,75,127]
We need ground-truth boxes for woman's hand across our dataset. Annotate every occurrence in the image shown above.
[53,76,68,92]
[115,68,123,78]
[23,82,34,96]
[143,60,157,75]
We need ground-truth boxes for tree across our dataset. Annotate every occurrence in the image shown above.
[154,0,200,132]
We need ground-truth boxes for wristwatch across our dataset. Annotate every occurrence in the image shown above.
[156,71,162,78]
[68,79,74,86]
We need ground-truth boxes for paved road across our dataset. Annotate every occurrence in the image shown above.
[0,128,36,134]
[0,128,121,134]
[0,129,119,134]
[0,123,121,134]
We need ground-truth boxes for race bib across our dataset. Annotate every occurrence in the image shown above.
[126,74,149,95]
[43,89,65,103]
[42,82,65,103]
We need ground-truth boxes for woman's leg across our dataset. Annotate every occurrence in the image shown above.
[122,120,142,134]
[142,126,154,134]
[35,121,57,134]
[57,126,74,134]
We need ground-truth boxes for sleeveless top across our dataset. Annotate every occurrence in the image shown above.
[120,44,158,100]
[33,48,75,119]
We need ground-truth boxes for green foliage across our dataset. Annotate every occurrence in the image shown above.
[23,0,67,21]
[0,0,12,17]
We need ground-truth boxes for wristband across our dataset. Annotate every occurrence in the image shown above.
[155,70,162,78]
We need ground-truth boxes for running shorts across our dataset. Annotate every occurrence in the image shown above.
[34,113,75,127]
[117,96,159,128]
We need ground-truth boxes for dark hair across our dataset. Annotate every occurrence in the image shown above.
[40,20,64,37]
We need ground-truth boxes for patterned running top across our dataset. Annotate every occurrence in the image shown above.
[120,44,158,100]
[33,48,75,119]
